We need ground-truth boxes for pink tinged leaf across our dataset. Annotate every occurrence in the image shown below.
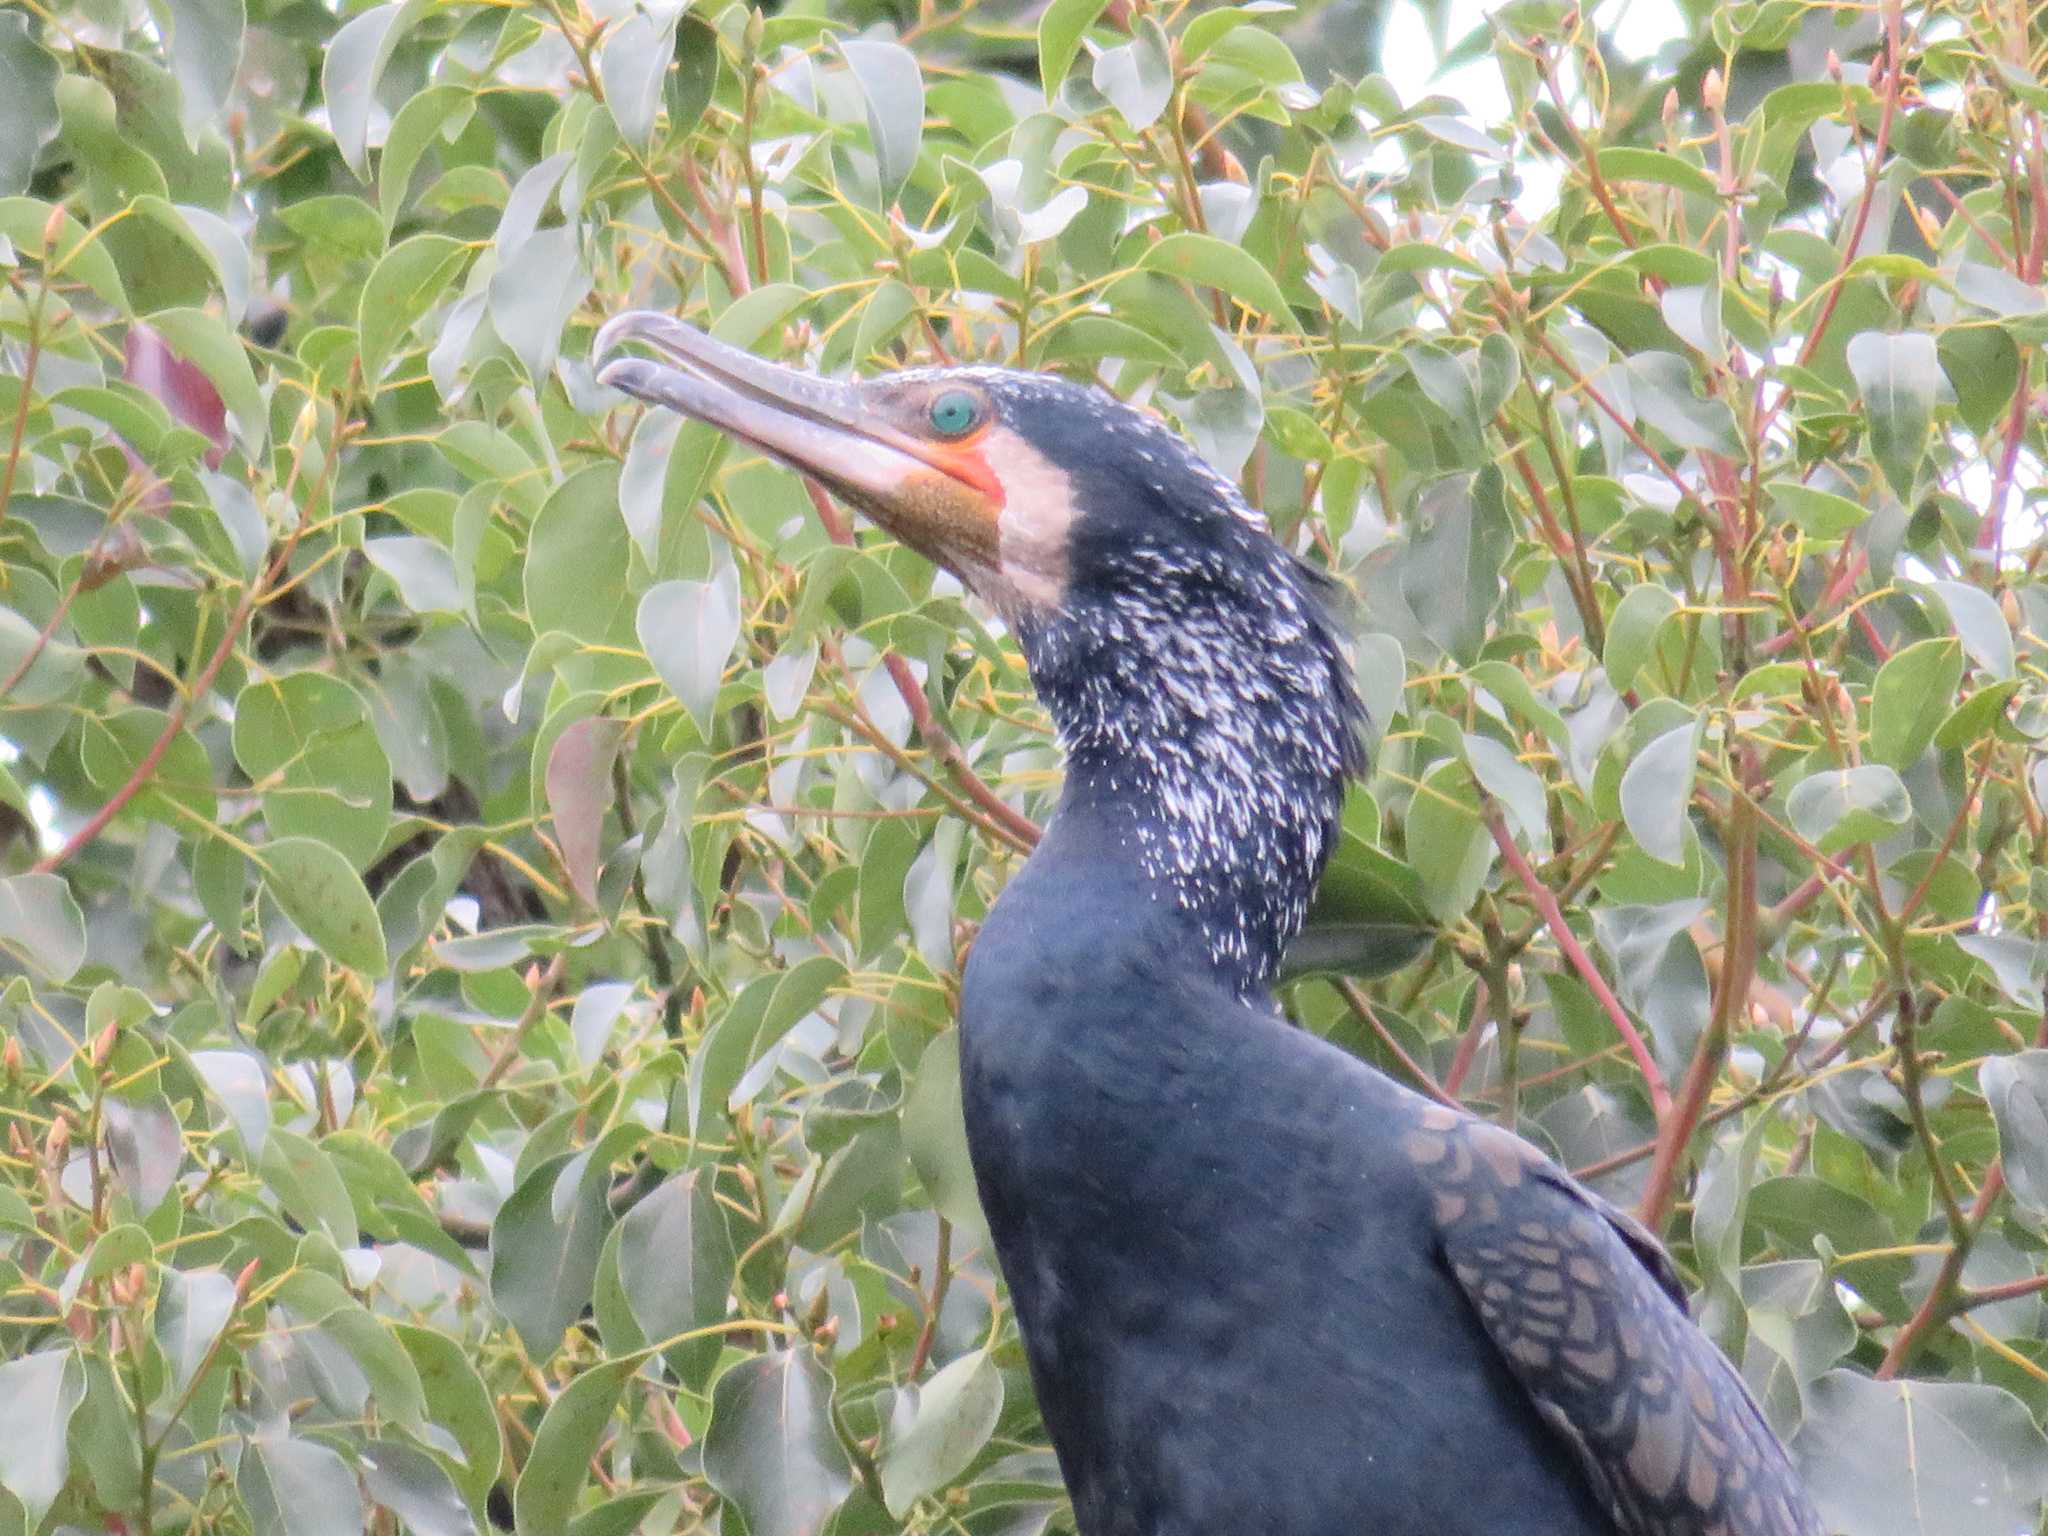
[545,717,625,907]
[124,322,228,468]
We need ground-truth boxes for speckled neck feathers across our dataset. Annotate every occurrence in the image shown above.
[1016,515,1366,996]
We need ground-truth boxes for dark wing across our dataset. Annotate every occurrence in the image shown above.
[1402,1107,1826,1536]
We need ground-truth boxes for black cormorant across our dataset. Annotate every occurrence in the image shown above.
[595,311,1826,1536]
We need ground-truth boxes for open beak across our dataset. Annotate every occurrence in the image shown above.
[593,312,1004,579]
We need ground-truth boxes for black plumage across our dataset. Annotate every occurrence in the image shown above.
[594,311,1827,1536]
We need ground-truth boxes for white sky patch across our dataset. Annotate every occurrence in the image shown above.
[1598,0,1691,63]
[28,785,59,852]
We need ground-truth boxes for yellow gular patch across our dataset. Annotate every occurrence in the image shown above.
[852,468,1003,587]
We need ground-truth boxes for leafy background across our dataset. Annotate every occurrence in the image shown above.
[2,0,2048,1530]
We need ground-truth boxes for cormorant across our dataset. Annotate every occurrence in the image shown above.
[595,311,1827,1536]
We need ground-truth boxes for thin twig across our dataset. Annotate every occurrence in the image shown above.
[1484,810,1672,1116]
[1333,978,1461,1111]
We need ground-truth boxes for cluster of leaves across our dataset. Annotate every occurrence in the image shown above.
[3,0,2048,1530]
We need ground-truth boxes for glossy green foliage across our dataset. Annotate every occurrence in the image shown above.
[0,1,2045,1533]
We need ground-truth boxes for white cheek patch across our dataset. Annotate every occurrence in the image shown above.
[988,426,1074,611]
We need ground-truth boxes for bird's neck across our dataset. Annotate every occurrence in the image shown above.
[1017,585,1357,996]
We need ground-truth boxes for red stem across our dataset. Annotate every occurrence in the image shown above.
[1485,812,1672,1116]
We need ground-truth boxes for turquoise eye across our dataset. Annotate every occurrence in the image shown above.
[929,390,980,438]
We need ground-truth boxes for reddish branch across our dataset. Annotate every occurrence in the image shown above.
[1536,42,1636,250]
[1876,1000,2048,1376]
[1877,1163,2004,1378]
[653,143,1041,857]
[1638,788,1757,1228]
[1484,810,1672,1116]
[797,478,1040,852]
[32,413,343,874]
[1335,977,1462,1111]
[1768,0,1907,425]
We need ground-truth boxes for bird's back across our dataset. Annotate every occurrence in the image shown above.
[959,823,1618,1535]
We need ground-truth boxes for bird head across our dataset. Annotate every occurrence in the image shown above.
[596,311,1365,985]
[596,312,1059,617]
[596,312,1296,626]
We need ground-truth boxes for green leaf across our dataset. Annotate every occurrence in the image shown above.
[1939,324,2020,435]
[1464,733,1547,847]
[1767,482,1870,538]
[1039,0,1110,98]
[80,707,215,825]
[357,232,468,385]
[1868,637,1965,769]
[0,872,86,982]
[489,1153,613,1359]
[1400,469,1511,663]
[1354,633,1406,749]
[568,980,633,1070]
[1093,18,1172,131]
[1138,233,1292,323]
[615,1169,735,1391]
[1602,584,1678,694]
[489,222,589,386]
[257,837,390,977]
[639,570,742,735]
[395,1325,501,1503]
[1405,343,1485,453]
[257,1128,360,1248]
[1845,330,1941,498]
[104,1093,182,1211]
[154,1266,237,1401]
[599,8,681,149]
[839,39,925,200]
[1406,757,1494,923]
[1785,766,1911,854]
[61,1223,152,1309]
[1660,281,1722,359]
[1979,1051,2048,1221]
[687,956,849,1138]
[1957,932,2043,1011]
[528,466,633,644]
[365,535,464,614]
[360,1440,471,1536]
[322,0,430,180]
[513,1357,635,1536]
[0,197,127,311]
[702,1349,853,1536]
[903,1032,989,1244]
[0,15,60,198]
[232,671,394,871]
[1926,580,2014,681]
[1594,145,1718,199]
[242,1435,365,1536]
[0,604,86,707]
[1795,1372,2048,1536]
[378,85,468,226]
[0,1349,84,1529]
[1625,352,1740,454]
[1619,716,1699,867]
[879,1348,1004,1515]
[151,0,244,139]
